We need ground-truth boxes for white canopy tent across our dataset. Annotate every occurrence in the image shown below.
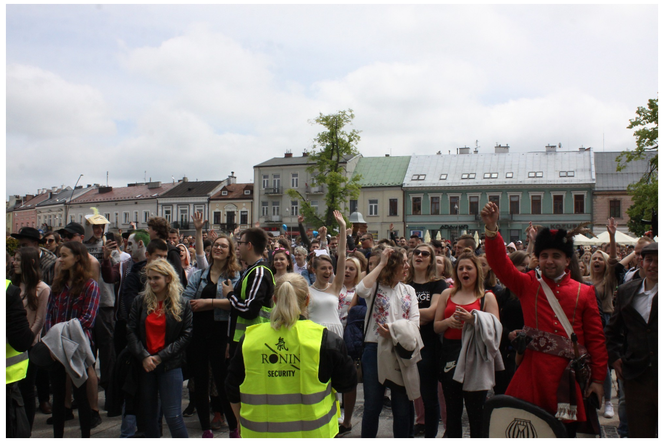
[572,234,599,246]
[594,230,639,245]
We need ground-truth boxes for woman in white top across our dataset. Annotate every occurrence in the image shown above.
[356,247,419,438]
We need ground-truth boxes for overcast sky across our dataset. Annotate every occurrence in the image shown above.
[6,4,658,198]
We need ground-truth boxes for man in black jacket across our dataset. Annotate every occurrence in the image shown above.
[605,242,658,438]
[147,216,187,288]
[6,281,34,437]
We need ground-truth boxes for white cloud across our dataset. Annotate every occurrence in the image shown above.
[6,64,116,138]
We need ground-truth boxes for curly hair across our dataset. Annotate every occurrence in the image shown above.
[378,246,407,287]
[141,259,184,322]
[147,217,170,240]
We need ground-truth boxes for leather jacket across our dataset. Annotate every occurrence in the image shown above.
[126,294,193,372]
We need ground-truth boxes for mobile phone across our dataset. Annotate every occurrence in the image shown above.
[105,232,115,242]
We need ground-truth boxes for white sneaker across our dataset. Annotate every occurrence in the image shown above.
[338,410,345,424]
[603,402,615,418]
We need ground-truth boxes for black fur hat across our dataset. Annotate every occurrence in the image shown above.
[534,228,574,258]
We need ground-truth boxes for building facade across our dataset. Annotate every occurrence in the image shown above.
[35,186,98,233]
[593,151,655,234]
[350,155,411,239]
[157,179,225,236]
[67,181,178,233]
[209,174,254,233]
[403,146,595,243]
[253,152,361,236]
[11,191,52,233]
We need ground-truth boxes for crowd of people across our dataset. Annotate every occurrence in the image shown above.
[5,203,657,438]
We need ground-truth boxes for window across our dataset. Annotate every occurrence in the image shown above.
[430,196,440,215]
[559,171,576,177]
[104,213,111,223]
[461,173,468,179]
[553,195,564,214]
[114,212,119,225]
[528,171,543,178]
[133,211,139,222]
[450,196,459,215]
[483,173,498,179]
[291,200,299,217]
[262,175,269,189]
[240,211,248,225]
[574,194,585,214]
[261,201,268,216]
[311,200,319,215]
[369,199,378,216]
[469,196,479,215]
[143,211,150,223]
[461,173,476,180]
[213,211,222,224]
[291,173,299,188]
[389,199,398,216]
[273,174,281,189]
[506,172,513,178]
[411,174,426,181]
[412,197,422,215]
[510,195,520,215]
[272,201,280,216]
[469,173,476,179]
[244,189,251,195]
[510,229,520,244]
[531,195,542,215]
[349,200,358,214]
[178,207,188,225]
[439,174,448,180]
[123,212,130,224]
[222,190,228,196]
[567,171,575,177]
[609,200,621,218]
[559,171,567,177]
[489,195,500,209]
[163,207,171,223]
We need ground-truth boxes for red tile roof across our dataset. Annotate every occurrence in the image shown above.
[72,182,178,203]
[210,183,254,200]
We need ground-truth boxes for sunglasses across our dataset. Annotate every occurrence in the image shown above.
[44,238,56,244]
[413,249,431,257]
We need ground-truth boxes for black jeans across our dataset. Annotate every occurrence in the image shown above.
[17,360,38,429]
[440,339,487,438]
[191,320,237,431]
[50,362,91,438]
[93,306,116,390]
[417,340,440,437]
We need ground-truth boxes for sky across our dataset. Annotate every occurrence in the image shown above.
[5,4,658,198]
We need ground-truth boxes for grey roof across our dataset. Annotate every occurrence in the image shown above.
[594,151,655,191]
[255,153,358,168]
[37,187,94,207]
[159,181,223,198]
[403,150,595,188]
[352,156,412,187]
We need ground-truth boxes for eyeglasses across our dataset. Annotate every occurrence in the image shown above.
[413,249,431,257]
[236,241,249,245]
[212,243,229,249]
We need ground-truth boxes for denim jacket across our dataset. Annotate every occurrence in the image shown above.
[182,268,240,322]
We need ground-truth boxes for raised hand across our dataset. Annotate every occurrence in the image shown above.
[191,212,206,231]
[526,222,537,243]
[480,202,499,229]
[298,215,305,224]
[389,223,394,231]
[208,229,218,242]
[319,226,328,238]
[333,210,346,229]
[380,247,394,267]
[607,217,617,236]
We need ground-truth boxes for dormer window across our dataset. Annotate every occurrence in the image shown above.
[244,190,251,195]
[560,171,575,177]
[528,171,544,178]
[506,172,513,178]
[483,172,498,179]
[222,190,228,196]
[461,173,475,180]
[439,174,447,180]
[461,173,469,179]
[411,174,426,181]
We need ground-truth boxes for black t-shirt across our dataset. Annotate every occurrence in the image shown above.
[193,273,216,331]
[409,279,448,342]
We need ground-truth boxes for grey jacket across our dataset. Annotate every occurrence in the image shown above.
[453,309,504,391]
[42,318,95,388]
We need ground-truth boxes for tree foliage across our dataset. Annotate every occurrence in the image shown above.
[617,98,658,236]
[287,109,362,233]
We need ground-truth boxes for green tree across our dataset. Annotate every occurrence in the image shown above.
[287,109,362,233]
[617,98,658,236]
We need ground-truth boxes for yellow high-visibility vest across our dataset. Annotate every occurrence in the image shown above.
[6,280,29,384]
[233,265,274,342]
[239,320,339,438]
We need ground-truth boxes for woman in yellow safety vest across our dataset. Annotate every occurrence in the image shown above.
[225,273,357,438]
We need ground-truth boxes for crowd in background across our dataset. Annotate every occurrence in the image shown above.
[5,207,657,438]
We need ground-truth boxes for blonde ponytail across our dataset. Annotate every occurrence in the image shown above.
[270,273,309,330]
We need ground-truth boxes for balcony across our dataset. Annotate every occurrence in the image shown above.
[270,215,282,222]
[264,187,283,195]
[306,185,324,194]
[171,221,190,230]
[215,222,237,232]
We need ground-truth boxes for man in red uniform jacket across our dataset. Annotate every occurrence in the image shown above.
[481,202,607,436]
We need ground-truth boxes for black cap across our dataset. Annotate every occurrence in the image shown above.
[57,222,85,237]
[10,227,44,243]
[641,242,658,257]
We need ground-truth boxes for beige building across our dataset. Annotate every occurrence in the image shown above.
[350,155,411,239]
[209,175,254,234]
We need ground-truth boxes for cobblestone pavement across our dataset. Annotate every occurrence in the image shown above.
[29,379,621,438]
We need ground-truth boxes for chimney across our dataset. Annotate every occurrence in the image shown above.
[99,186,113,194]
[459,147,471,155]
[545,144,557,153]
[182,176,189,182]
[302,150,309,157]
[24,195,34,202]
[285,151,293,158]
[495,144,510,154]
[385,154,390,157]
[227,171,237,186]
[147,181,162,189]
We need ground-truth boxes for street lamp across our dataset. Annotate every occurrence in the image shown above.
[64,174,83,227]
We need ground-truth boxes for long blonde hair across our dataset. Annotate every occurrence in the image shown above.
[590,250,617,313]
[141,260,184,322]
[270,273,309,330]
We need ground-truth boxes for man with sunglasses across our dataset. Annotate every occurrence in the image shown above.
[11,227,57,286]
